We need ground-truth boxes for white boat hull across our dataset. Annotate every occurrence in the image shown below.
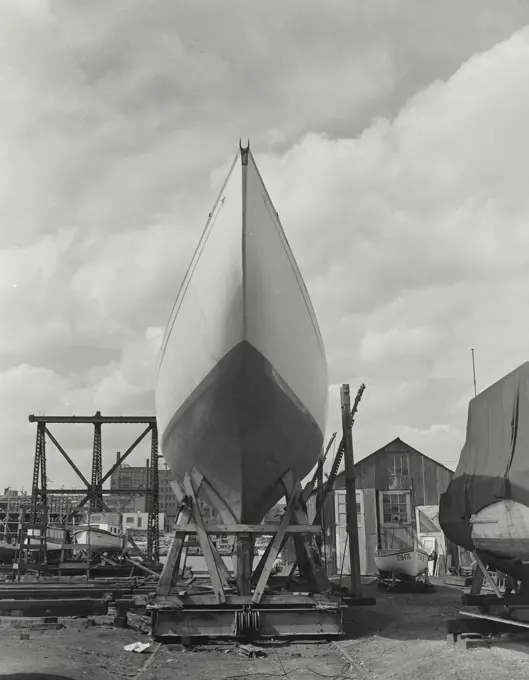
[73,529,122,553]
[156,145,328,524]
[374,548,429,579]
[470,499,529,559]
[26,527,66,552]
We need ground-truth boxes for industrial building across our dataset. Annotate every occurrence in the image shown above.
[110,458,220,526]
[109,457,179,521]
[308,437,454,576]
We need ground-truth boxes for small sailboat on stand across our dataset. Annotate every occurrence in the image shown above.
[374,525,435,592]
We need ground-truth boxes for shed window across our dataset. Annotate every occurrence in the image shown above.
[393,454,409,476]
[381,491,410,524]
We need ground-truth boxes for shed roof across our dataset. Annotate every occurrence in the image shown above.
[316,437,453,492]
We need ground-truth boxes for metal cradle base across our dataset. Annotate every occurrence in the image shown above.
[150,594,344,640]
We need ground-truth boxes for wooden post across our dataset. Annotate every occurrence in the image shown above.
[341,384,362,597]
[236,534,254,596]
[182,474,227,603]
[156,504,191,597]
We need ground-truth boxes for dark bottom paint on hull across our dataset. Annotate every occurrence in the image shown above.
[161,341,324,523]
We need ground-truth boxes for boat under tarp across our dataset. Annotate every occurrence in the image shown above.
[156,142,328,525]
[439,362,529,581]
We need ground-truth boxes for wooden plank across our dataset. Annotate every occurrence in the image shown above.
[341,384,362,597]
[211,546,232,583]
[251,537,275,585]
[126,534,148,561]
[156,505,192,597]
[183,474,226,604]
[0,598,108,617]
[252,479,301,604]
[474,552,503,599]
[289,497,331,593]
[470,561,485,596]
[172,524,320,534]
[459,609,529,630]
[282,471,312,581]
[236,533,253,596]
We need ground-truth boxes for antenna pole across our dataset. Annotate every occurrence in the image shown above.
[471,349,477,397]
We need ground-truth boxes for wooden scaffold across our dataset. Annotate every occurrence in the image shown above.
[148,383,375,640]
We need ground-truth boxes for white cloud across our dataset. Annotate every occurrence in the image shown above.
[1,3,529,487]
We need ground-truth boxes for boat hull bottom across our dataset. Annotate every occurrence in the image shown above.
[471,500,529,560]
[161,341,324,524]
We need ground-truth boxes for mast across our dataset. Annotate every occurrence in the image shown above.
[471,349,477,397]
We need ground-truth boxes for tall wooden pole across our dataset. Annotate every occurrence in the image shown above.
[471,349,477,397]
[341,384,362,597]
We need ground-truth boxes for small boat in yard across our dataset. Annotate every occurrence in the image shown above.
[72,513,123,554]
[374,546,430,581]
[25,526,67,561]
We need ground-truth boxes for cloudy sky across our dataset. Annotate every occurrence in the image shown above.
[2,0,529,491]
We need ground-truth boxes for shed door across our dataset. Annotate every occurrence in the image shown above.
[378,490,413,550]
[335,490,366,576]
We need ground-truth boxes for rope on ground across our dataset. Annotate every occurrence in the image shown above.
[132,642,162,680]
[220,663,355,680]
[331,641,373,680]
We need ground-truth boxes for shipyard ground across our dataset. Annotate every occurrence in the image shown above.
[2,579,529,680]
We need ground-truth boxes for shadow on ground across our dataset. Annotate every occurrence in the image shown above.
[343,580,463,642]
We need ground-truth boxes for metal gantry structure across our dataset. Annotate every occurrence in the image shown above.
[28,412,161,562]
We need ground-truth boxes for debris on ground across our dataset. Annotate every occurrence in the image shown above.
[236,643,268,658]
[124,641,152,653]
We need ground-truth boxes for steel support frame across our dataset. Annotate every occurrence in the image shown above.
[28,412,160,563]
[151,601,344,639]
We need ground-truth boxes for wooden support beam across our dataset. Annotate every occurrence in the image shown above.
[172,523,321,534]
[183,474,226,604]
[126,533,148,561]
[251,535,276,585]
[283,473,331,594]
[123,557,161,580]
[341,384,362,597]
[470,561,485,597]
[0,598,108,617]
[252,477,302,604]
[156,504,191,597]
[473,552,503,600]
[212,544,233,584]
[236,533,254,596]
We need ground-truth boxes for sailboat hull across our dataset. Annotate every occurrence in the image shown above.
[470,500,529,559]
[156,145,328,523]
[162,341,324,523]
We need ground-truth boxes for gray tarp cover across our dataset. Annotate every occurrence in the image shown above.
[439,362,529,551]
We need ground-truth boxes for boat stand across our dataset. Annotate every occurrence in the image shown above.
[149,468,345,640]
[377,564,436,593]
[448,551,529,638]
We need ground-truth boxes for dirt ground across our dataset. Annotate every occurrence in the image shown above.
[2,579,529,680]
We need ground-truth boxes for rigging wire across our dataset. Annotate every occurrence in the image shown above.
[220,662,354,680]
